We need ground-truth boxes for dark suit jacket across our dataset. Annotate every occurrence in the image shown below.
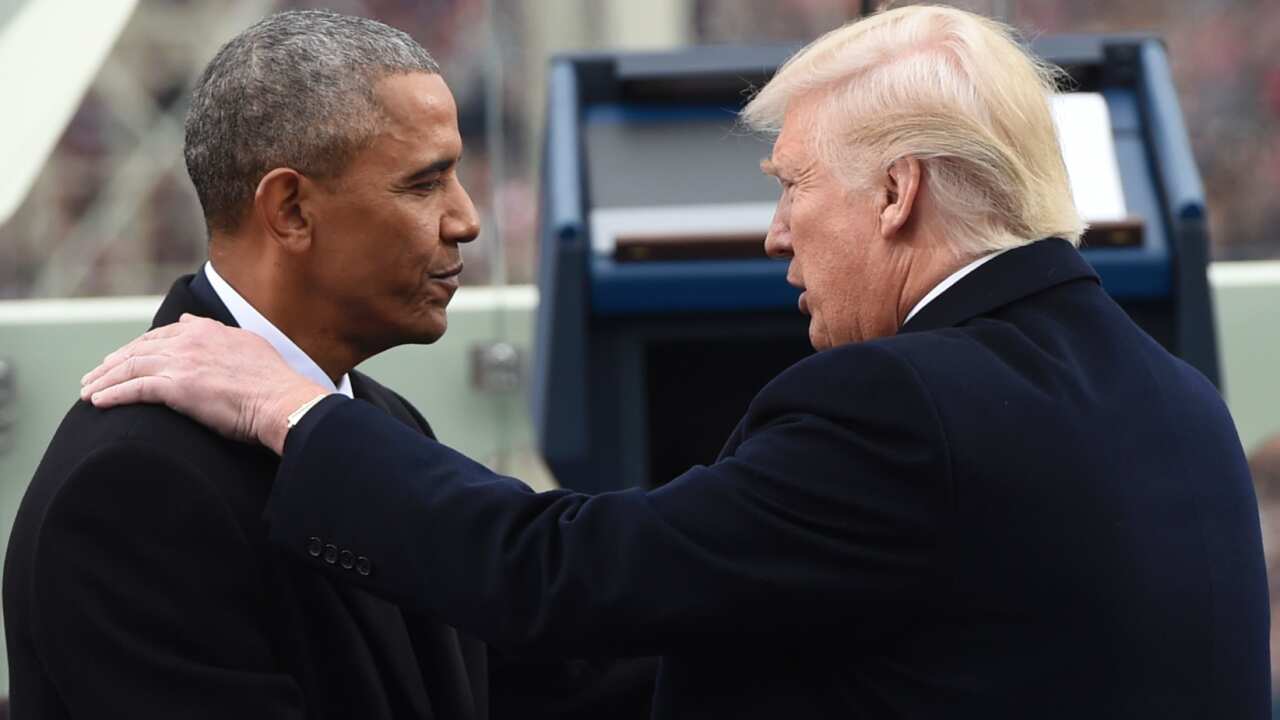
[3,273,654,719]
[264,239,1268,718]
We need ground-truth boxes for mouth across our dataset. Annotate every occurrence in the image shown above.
[798,290,810,316]
[428,263,464,281]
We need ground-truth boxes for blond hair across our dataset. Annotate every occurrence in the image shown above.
[741,5,1085,257]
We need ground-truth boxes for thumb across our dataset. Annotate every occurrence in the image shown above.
[179,313,200,323]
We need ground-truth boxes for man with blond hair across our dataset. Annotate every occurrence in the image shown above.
[81,5,1269,717]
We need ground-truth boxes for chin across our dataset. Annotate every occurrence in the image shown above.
[807,322,830,352]
[413,323,447,345]
[392,314,448,346]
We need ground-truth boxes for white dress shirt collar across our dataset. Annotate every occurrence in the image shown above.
[202,262,354,399]
[903,249,1010,326]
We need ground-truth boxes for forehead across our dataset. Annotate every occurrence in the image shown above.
[770,92,823,168]
[365,72,461,163]
[376,72,456,125]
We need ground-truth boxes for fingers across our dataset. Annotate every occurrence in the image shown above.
[80,360,113,390]
[73,313,280,443]
[131,320,187,346]
[79,318,204,388]
[81,354,175,402]
[81,336,143,388]
[87,375,175,409]
[82,338,168,388]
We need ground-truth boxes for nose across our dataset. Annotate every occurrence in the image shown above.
[442,180,481,245]
[764,210,792,259]
[764,230,791,259]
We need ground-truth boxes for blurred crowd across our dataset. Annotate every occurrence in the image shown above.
[0,0,1277,299]
[1020,0,1280,259]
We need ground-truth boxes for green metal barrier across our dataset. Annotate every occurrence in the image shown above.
[1209,261,1280,453]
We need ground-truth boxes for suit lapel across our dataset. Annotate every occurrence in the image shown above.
[152,271,238,330]
[899,238,1100,335]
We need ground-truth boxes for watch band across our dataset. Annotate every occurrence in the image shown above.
[286,393,331,430]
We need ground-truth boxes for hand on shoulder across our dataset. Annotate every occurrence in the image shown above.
[78,314,328,454]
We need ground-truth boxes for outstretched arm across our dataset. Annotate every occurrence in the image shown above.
[267,346,948,657]
[78,312,950,658]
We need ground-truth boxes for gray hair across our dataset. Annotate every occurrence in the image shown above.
[184,9,439,234]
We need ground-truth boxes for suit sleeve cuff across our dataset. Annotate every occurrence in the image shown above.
[268,394,348,526]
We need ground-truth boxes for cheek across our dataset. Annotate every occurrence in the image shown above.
[796,212,870,333]
[792,212,851,289]
[402,210,444,262]
[317,203,390,277]
[376,211,438,277]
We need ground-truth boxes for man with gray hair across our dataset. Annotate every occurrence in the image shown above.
[6,9,652,719]
[81,5,1269,718]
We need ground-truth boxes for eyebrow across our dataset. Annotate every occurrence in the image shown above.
[759,158,778,176]
[402,156,458,184]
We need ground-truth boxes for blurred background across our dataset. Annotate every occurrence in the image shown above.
[1,0,1278,300]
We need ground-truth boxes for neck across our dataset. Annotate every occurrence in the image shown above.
[894,244,969,328]
[209,242,364,384]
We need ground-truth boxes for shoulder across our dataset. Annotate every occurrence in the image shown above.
[40,399,226,479]
[63,397,231,454]
[20,401,243,546]
[753,340,933,416]
[742,340,947,449]
[757,319,1067,408]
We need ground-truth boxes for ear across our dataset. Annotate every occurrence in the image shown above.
[253,168,314,254]
[878,156,922,240]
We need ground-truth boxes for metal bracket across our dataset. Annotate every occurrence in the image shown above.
[470,341,523,393]
[0,357,14,456]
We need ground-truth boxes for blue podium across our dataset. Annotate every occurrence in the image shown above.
[532,37,1220,493]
